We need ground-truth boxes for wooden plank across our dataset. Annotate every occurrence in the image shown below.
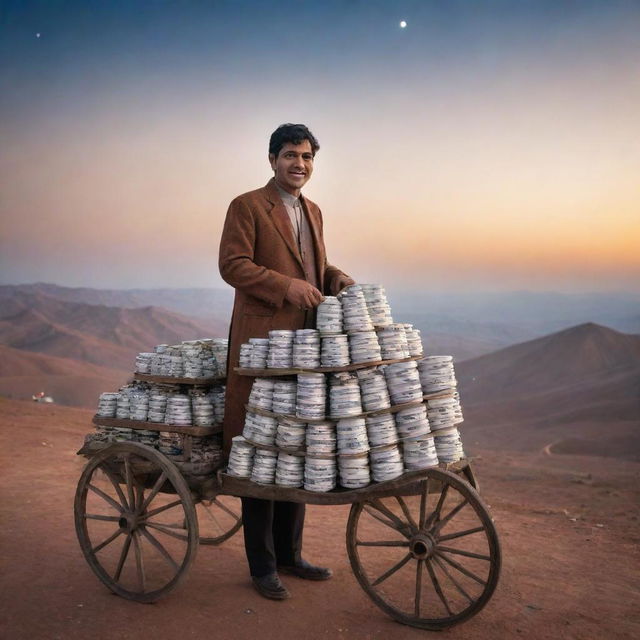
[234,354,422,377]
[133,373,225,385]
[92,415,222,437]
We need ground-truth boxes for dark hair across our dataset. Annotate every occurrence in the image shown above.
[269,123,320,158]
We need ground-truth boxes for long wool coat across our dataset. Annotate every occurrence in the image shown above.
[218,178,352,451]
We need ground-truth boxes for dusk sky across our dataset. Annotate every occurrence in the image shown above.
[1,0,639,293]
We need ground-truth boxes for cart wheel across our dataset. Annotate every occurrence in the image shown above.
[195,496,242,545]
[74,442,199,603]
[346,468,500,630]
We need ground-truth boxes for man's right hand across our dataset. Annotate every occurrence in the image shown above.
[285,279,324,310]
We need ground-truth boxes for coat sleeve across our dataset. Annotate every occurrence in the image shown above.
[219,197,293,308]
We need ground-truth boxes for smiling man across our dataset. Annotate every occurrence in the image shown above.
[219,123,354,600]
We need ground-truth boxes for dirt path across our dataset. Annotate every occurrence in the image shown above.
[1,398,639,640]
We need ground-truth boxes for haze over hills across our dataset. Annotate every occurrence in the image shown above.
[457,323,640,460]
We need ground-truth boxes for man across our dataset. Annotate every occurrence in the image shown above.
[219,123,354,600]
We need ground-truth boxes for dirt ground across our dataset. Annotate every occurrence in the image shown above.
[1,398,639,640]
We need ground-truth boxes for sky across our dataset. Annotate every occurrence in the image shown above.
[1,0,639,293]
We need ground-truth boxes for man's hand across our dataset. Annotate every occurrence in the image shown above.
[285,279,324,310]
[335,275,356,293]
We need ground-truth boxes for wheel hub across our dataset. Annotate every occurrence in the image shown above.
[409,533,435,559]
[118,512,140,533]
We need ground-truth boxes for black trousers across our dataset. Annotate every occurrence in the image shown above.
[241,497,305,578]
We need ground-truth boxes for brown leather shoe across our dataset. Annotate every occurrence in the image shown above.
[278,559,333,581]
[251,572,291,600]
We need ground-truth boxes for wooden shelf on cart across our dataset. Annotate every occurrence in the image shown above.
[234,354,422,377]
[133,373,225,385]
[92,415,222,436]
[216,459,470,505]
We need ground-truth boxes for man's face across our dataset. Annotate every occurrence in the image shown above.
[269,140,314,195]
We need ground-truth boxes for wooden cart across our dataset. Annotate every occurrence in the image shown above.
[75,363,501,631]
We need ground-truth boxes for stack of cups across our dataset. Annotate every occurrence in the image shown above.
[403,324,424,357]
[212,387,226,424]
[191,392,215,426]
[137,429,158,447]
[275,452,304,487]
[329,373,363,418]
[427,395,464,430]
[357,368,391,411]
[239,343,253,368]
[360,284,393,328]
[190,436,223,466]
[394,404,431,439]
[418,356,457,394]
[165,394,192,426]
[296,373,326,420]
[249,338,270,369]
[339,285,374,334]
[243,412,277,445]
[116,390,131,419]
[150,353,166,375]
[275,417,306,450]
[365,413,398,447]
[248,378,275,411]
[434,431,464,463]
[251,449,278,484]
[293,329,321,368]
[135,353,154,374]
[227,436,255,477]
[129,389,149,421]
[211,338,229,376]
[158,432,183,456]
[97,392,118,418]
[271,380,297,415]
[349,331,382,364]
[306,422,337,455]
[321,334,350,367]
[377,324,410,360]
[112,426,133,442]
[148,390,168,423]
[370,445,404,482]
[267,330,294,368]
[304,456,337,492]
[339,454,370,489]
[182,341,204,378]
[402,436,439,470]
[336,417,369,455]
[384,361,423,405]
[166,354,185,377]
[316,296,343,335]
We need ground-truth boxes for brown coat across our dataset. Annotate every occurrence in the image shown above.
[218,178,352,451]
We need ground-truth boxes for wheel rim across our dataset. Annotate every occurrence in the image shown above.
[74,442,199,602]
[346,468,501,630]
[195,495,242,545]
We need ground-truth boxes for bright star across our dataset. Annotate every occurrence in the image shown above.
[400,20,407,29]
[36,33,41,38]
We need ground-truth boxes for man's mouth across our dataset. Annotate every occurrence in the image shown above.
[290,171,306,177]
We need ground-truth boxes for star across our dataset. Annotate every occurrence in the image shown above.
[400,21,407,29]
[36,33,41,38]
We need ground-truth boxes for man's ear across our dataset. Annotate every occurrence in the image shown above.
[268,153,276,171]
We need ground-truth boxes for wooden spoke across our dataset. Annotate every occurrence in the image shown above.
[419,479,429,530]
[139,472,168,513]
[436,551,486,585]
[369,499,413,535]
[84,514,121,522]
[433,499,469,534]
[395,495,418,531]
[123,456,136,513]
[438,526,485,543]
[212,498,241,521]
[437,546,491,561]
[425,483,449,528]
[415,558,424,616]
[113,533,132,582]
[432,555,473,604]
[91,528,124,554]
[88,484,124,513]
[100,465,130,510]
[363,504,407,535]
[132,531,146,593]
[141,499,183,521]
[356,539,410,548]
[371,553,412,587]
[145,521,189,541]
[135,483,144,512]
[139,527,179,572]
[426,558,453,615]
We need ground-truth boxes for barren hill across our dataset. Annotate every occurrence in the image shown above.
[0,344,129,407]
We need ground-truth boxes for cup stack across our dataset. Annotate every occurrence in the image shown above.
[191,392,215,426]
[426,395,464,431]
[239,343,253,368]
[357,368,391,411]
[249,338,270,369]
[97,392,118,418]
[148,389,168,423]
[166,354,185,377]
[116,390,131,419]
[370,445,404,482]
[377,324,411,360]
[275,452,305,487]
[243,412,277,445]
[165,394,192,426]
[275,417,306,449]
[349,330,382,364]
[267,330,294,368]
[137,429,158,447]
[304,456,337,492]
[190,436,223,466]
[135,353,154,374]
[305,422,337,455]
[248,378,275,411]
[316,296,343,335]
[338,454,370,489]
[402,435,439,470]
[293,329,321,368]
[158,432,183,455]
[403,324,424,357]
[271,379,297,415]
[227,436,255,477]
[394,404,431,439]
[251,449,278,484]
[365,413,399,446]
[320,334,350,367]
[360,284,393,328]
[336,417,369,455]
[181,341,204,378]
[418,356,457,394]
[434,431,464,463]
[129,389,149,421]
[384,361,423,405]
[296,373,326,420]
[211,338,229,376]
[339,285,374,334]
[329,372,363,418]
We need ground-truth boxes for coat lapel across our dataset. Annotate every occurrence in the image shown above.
[265,179,304,267]
[299,194,326,272]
